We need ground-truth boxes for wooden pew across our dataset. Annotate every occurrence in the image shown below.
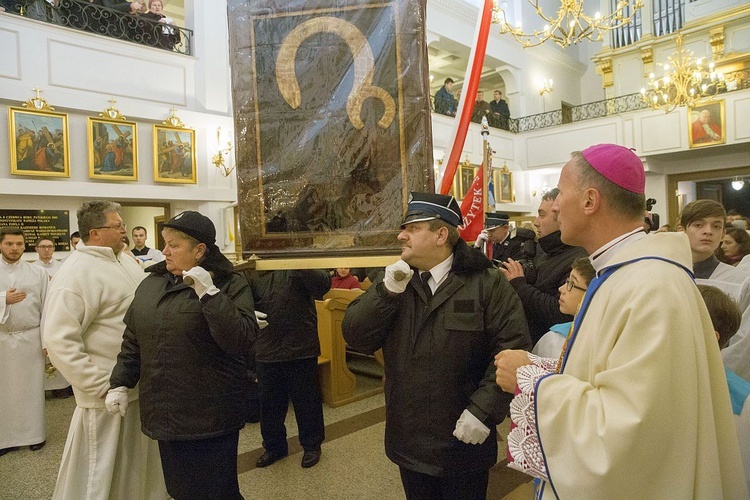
[317,288,383,407]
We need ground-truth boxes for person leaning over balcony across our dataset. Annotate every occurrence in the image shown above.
[434,78,457,116]
[138,0,179,50]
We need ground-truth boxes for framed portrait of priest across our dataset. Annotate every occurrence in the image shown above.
[153,124,196,183]
[228,0,435,262]
[8,105,70,178]
[688,100,725,149]
[87,117,138,181]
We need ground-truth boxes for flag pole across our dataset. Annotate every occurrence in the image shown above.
[438,0,495,195]
[480,116,490,256]
[481,116,490,217]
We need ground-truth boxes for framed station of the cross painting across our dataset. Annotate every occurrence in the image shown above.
[87,116,139,181]
[153,124,197,184]
[228,0,434,262]
[9,98,70,178]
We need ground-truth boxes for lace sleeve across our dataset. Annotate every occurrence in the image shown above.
[506,361,552,481]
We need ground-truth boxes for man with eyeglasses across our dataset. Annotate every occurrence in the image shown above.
[0,227,49,457]
[42,201,166,499]
[32,237,62,278]
[495,144,746,498]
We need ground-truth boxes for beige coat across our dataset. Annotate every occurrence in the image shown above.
[535,233,747,499]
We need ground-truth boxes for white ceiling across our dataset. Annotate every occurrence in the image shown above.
[427,37,507,100]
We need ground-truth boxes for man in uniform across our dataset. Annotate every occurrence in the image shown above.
[473,212,524,264]
[343,192,531,499]
[495,144,746,498]
[0,227,48,456]
[43,201,166,499]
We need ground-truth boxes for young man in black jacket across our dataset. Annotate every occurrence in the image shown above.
[499,188,587,345]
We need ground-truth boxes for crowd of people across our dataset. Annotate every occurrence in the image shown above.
[433,77,512,130]
[0,0,181,51]
[1,143,749,498]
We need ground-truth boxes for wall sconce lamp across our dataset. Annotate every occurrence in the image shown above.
[212,127,235,177]
[531,182,550,198]
[732,178,745,191]
[538,79,554,96]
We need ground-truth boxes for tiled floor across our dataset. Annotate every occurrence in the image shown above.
[1,375,532,500]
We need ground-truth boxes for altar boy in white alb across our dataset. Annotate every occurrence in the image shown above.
[0,227,48,456]
[677,199,750,382]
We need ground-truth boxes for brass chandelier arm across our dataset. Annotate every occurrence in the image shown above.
[495,0,643,48]
[641,34,726,113]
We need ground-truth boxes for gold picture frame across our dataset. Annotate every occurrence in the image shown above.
[88,113,138,181]
[153,110,196,183]
[688,100,725,149]
[9,93,70,178]
[458,159,478,200]
[494,166,514,203]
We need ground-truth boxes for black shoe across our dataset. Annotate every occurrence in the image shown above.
[0,447,19,457]
[301,449,321,468]
[29,441,46,451]
[255,450,287,468]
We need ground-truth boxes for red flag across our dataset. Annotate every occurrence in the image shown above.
[457,166,484,242]
[439,0,495,195]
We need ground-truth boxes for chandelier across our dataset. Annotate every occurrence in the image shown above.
[494,0,643,48]
[640,34,726,113]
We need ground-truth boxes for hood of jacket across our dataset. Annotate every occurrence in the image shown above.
[538,230,582,256]
[602,232,693,274]
[450,238,494,275]
[77,242,123,262]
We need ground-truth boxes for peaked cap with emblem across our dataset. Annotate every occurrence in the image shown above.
[484,212,510,230]
[401,192,463,229]
[163,211,217,249]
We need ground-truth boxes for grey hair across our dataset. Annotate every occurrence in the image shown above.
[77,201,121,242]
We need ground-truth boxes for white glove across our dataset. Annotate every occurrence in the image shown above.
[183,266,219,299]
[255,310,269,329]
[452,409,490,444]
[474,230,489,248]
[105,386,129,417]
[383,260,413,294]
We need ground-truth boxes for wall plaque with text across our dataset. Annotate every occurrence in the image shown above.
[0,210,72,252]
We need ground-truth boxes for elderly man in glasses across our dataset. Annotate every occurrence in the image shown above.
[43,201,166,500]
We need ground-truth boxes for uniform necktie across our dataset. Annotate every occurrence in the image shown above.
[420,271,432,299]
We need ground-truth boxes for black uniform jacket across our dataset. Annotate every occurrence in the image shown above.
[342,239,531,476]
[110,250,258,441]
[247,270,331,363]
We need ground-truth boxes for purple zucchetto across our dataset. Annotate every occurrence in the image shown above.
[581,144,645,194]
